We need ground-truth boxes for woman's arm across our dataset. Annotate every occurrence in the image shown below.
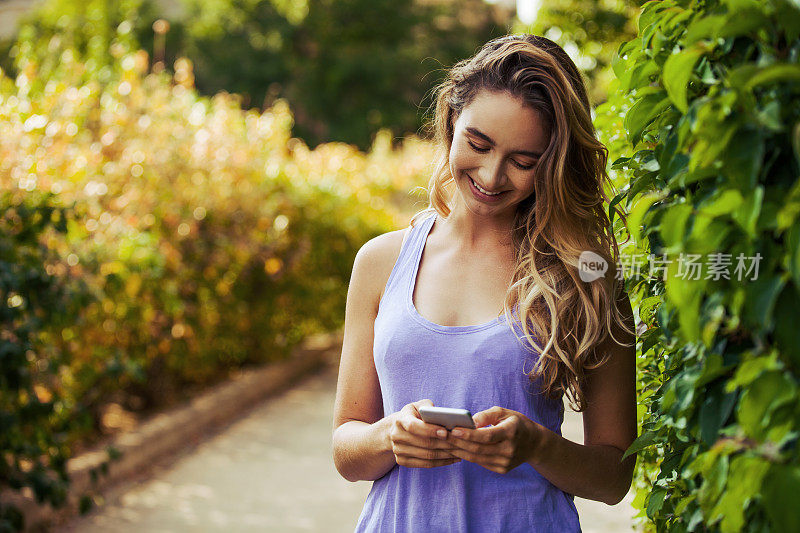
[332,236,399,482]
[529,290,637,504]
[443,290,637,505]
[333,419,398,482]
[333,228,460,481]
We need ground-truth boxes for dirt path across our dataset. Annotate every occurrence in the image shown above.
[57,362,638,532]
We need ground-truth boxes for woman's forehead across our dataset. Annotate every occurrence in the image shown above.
[458,89,550,152]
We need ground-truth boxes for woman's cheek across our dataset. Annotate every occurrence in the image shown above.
[449,140,480,170]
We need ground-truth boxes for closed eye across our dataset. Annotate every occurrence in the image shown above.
[469,141,536,170]
[467,140,489,153]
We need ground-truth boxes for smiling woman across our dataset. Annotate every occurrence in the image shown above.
[449,90,548,210]
[332,33,637,533]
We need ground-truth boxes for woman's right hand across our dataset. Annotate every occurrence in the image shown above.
[388,399,462,468]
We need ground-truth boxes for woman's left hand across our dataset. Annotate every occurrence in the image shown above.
[442,406,546,474]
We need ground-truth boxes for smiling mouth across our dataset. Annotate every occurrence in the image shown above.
[469,176,506,196]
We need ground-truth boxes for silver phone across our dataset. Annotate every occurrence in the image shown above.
[418,406,476,430]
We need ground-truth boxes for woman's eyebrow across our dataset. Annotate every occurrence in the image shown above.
[465,127,543,157]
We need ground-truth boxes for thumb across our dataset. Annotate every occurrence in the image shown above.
[411,399,433,417]
[473,406,505,428]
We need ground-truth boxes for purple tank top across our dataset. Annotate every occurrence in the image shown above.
[354,211,582,532]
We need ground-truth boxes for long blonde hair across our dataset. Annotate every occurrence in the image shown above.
[411,33,634,412]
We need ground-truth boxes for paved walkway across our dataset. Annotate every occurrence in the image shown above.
[57,362,638,532]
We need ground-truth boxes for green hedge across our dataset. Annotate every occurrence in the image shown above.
[0,32,434,527]
[595,0,800,530]
[0,190,90,531]
[3,0,506,150]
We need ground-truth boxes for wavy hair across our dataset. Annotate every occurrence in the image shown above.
[410,33,634,412]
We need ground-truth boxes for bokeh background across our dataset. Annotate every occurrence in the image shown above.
[0,0,635,529]
[0,0,639,478]
[7,1,799,532]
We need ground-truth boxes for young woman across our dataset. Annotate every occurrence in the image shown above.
[332,33,637,532]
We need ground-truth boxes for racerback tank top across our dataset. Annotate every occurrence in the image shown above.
[354,211,582,532]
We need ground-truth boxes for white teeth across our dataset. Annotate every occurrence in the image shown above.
[472,177,501,195]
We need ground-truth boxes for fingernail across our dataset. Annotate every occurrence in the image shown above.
[452,429,463,437]
[436,429,446,437]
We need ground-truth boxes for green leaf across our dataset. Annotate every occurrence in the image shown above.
[628,60,660,91]
[762,466,800,533]
[639,296,662,324]
[757,199,781,232]
[689,121,738,174]
[685,450,713,478]
[697,352,730,387]
[646,487,668,518]
[719,3,770,39]
[611,156,631,170]
[673,494,696,516]
[683,14,727,46]
[665,273,703,341]
[744,63,800,90]
[638,1,669,36]
[687,217,731,258]
[625,89,670,146]
[765,403,796,445]
[613,40,642,91]
[726,351,781,391]
[658,203,693,248]
[723,128,765,189]
[640,327,662,354]
[737,371,797,440]
[787,222,800,290]
[698,454,729,514]
[793,122,800,165]
[743,274,785,333]
[698,386,737,445]
[774,283,800,371]
[662,152,690,187]
[663,46,704,114]
[754,99,783,132]
[729,63,800,91]
[709,455,770,533]
[697,189,743,218]
[608,189,628,227]
[623,430,659,460]
[628,191,665,243]
[731,186,763,238]
[776,180,800,230]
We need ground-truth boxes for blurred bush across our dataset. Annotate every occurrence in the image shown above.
[0,25,434,527]
[177,0,507,149]
[2,0,508,150]
[0,189,90,531]
[512,0,644,106]
[1,0,162,85]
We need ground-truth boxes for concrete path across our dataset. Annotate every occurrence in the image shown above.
[57,362,638,532]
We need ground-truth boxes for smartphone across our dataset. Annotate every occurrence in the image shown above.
[418,406,476,430]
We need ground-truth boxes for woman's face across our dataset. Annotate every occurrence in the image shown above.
[448,89,550,218]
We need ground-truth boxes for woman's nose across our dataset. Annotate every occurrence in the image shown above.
[480,155,506,188]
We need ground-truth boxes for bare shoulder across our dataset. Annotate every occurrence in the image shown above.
[334,226,410,433]
[351,225,412,311]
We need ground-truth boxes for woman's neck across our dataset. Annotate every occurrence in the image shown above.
[442,201,516,253]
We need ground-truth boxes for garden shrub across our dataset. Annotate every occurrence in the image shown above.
[4,0,162,87]
[0,189,92,531]
[0,35,433,528]
[4,0,505,150]
[595,0,800,530]
[177,0,504,149]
